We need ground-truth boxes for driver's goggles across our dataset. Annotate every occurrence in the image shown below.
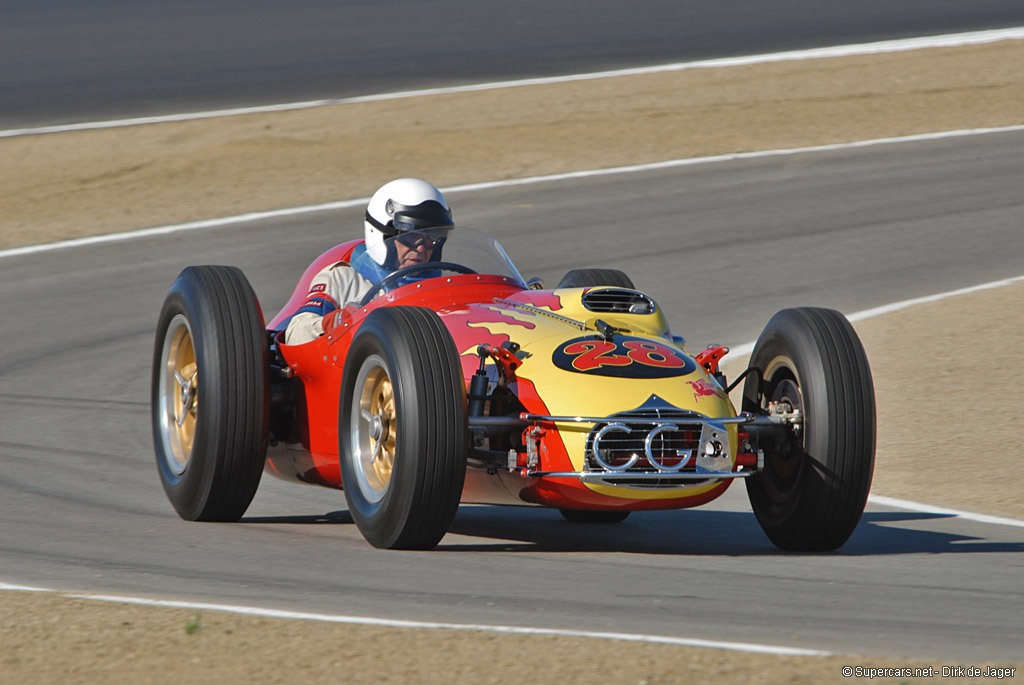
[395,234,437,249]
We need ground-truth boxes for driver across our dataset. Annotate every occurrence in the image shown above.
[284,178,453,345]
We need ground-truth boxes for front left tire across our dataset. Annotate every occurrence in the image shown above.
[339,306,467,549]
[742,307,875,551]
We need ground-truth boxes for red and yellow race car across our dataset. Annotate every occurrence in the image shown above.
[152,226,875,551]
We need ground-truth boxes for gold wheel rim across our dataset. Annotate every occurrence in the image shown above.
[367,369,396,488]
[160,314,199,475]
[351,356,398,502]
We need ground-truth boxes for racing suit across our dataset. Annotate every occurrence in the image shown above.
[284,261,374,345]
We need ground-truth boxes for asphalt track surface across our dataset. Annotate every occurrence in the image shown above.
[5,0,1024,128]
[2,130,1024,662]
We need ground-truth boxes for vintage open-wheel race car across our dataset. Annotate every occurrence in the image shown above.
[152,226,875,551]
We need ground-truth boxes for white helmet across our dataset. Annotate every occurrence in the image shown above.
[364,178,453,265]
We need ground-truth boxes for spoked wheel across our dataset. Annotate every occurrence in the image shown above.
[742,307,875,551]
[559,509,631,523]
[340,306,467,549]
[152,266,268,522]
[557,268,635,289]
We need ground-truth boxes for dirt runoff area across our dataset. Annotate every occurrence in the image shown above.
[2,39,1023,685]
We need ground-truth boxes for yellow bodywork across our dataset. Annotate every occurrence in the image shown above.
[458,287,740,502]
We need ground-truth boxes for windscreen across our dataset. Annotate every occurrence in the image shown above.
[350,226,527,299]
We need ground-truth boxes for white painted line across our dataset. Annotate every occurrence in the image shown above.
[0,585,828,656]
[0,198,368,260]
[846,275,1024,321]
[444,125,1024,193]
[4,123,1024,262]
[76,594,831,655]
[725,273,1024,361]
[868,496,1024,529]
[0,581,51,592]
[3,27,1023,139]
[726,342,756,359]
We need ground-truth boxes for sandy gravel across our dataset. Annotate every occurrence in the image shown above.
[1,40,1022,685]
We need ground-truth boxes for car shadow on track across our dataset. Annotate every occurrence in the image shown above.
[242,511,354,525]
[842,511,1024,555]
[437,507,1024,556]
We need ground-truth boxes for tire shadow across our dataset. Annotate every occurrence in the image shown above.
[241,510,353,525]
[438,506,1024,556]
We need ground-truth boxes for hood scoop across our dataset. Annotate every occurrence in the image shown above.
[582,288,656,315]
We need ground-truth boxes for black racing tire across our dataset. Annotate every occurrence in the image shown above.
[152,266,269,522]
[559,509,631,523]
[339,306,467,549]
[557,268,635,289]
[742,307,875,551]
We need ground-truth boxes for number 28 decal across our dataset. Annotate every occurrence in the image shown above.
[552,336,696,378]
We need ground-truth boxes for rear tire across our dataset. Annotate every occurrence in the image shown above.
[743,307,875,551]
[557,268,635,289]
[339,307,467,549]
[152,266,268,522]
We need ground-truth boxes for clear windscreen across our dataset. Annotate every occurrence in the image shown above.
[350,226,527,300]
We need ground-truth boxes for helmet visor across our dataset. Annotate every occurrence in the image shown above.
[390,199,454,234]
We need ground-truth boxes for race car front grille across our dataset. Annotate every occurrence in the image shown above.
[517,406,745,488]
[586,415,701,472]
[582,288,656,315]
[586,408,704,471]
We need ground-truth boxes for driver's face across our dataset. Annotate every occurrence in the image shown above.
[394,235,435,268]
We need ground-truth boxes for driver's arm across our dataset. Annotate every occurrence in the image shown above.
[284,263,373,345]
